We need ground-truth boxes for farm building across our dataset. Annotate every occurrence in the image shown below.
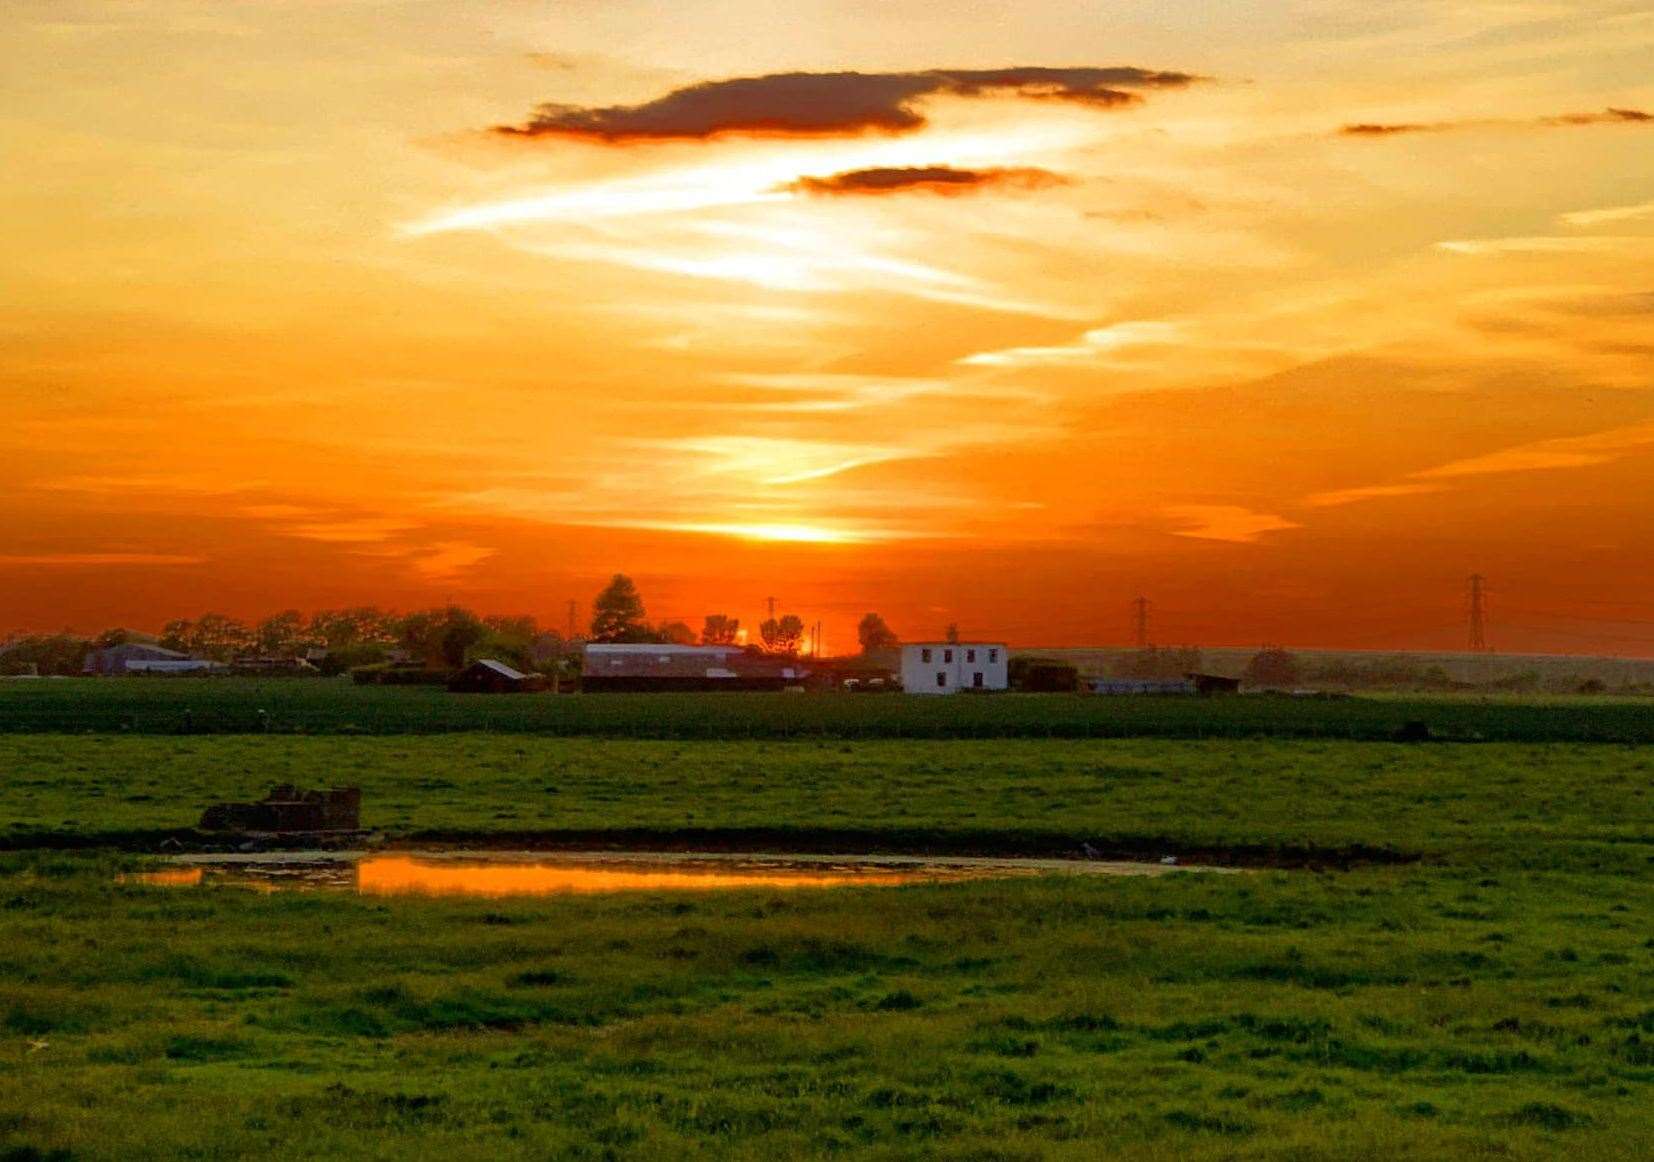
[1189,672,1242,696]
[447,659,547,693]
[1091,677,1196,696]
[83,643,219,675]
[900,642,1008,694]
[582,643,808,692]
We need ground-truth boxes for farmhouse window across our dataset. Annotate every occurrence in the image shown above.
[966,649,976,662]
[936,671,947,688]
[921,648,932,663]
[944,649,953,663]
[973,672,984,688]
[989,649,998,663]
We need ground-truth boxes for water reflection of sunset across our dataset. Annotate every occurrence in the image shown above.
[126,867,203,887]
[354,856,917,896]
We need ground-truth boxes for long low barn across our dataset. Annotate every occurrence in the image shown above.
[582,643,808,692]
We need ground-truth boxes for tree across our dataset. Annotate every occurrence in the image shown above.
[856,613,898,653]
[0,634,90,676]
[590,574,648,642]
[700,614,740,645]
[1243,646,1300,689]
[437,607,486,669]
[254,610,306,657]
[393,606,485,668]
[159,619,193,653]
[656,620,697,646]
[307,607,396,649]
[185,613,253,661]
[759,614,805,656]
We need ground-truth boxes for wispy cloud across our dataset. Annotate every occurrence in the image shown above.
[282,518,420,544]
[712,372,1034,413]
[1307,422,1654,511]
[1413,422,1654,480]
[1436,236,1630,255]
[493,67,1199,142]
[784,165,1066,197]
[411,541,497,580]
[650,435,927,485]
[1302,483,1444,508]
[1342,107,1652,136]
[958,321,1181,367]
[1559,199,1654,228]
[0,553,205,568]
[579,520,907,544]
[1164,505,1300,544]
[33,472,262,497]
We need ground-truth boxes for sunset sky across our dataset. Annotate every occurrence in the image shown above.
[4,1,1653,652]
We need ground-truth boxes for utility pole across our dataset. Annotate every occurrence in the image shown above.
[1467,574,1490,653]
[1132,595,1150,650]
[766,595,776,621]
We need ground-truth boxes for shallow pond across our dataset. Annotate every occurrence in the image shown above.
[128,851,1224,897]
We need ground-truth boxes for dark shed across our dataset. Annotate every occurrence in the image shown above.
[448,659,546,694]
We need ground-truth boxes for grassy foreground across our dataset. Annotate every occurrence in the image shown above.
[2,737,1650,1159]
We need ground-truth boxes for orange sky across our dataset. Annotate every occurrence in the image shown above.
[4,2,1654,653]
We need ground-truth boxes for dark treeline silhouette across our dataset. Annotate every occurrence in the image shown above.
[0,573,905,676]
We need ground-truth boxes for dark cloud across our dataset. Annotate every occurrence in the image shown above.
[784,165,1067,197]
[494,67,1199,142]
[1546,107,1652,126]
[1341,121,1448,136]
[1341,107,1653,136]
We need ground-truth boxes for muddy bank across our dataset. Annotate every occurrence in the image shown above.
[1,825,1420,869]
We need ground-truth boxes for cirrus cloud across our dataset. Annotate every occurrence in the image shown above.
[494,66,1200,142]
[783,165,1066,197]
[1342,107,1651,136]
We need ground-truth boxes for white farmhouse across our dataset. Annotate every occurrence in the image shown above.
[900,642,1008,694]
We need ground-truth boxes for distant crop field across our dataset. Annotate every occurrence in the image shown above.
[2,677,1652,742]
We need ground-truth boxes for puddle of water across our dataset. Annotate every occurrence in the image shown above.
[126,851,1216,897]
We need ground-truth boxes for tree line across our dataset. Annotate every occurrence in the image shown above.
[0,573,904,677]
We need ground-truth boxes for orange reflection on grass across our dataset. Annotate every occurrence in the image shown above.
[355,855,918,896]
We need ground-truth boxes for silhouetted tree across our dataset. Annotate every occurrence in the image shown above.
[1243,646,1300,689]
[159,619,193,653]
[0,633,89,676]
[254,610,306,656]
[185,613,253,661]
[759,614,805,656]
[656,620,697,646]
[857,613,898,653]
[307,607,396,649]
[700,614,740,645]
[437,607,486,668]
[590,574,648,642]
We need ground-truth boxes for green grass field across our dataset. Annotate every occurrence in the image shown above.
[3,678,1654,741]
[3,731,1651,1159]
